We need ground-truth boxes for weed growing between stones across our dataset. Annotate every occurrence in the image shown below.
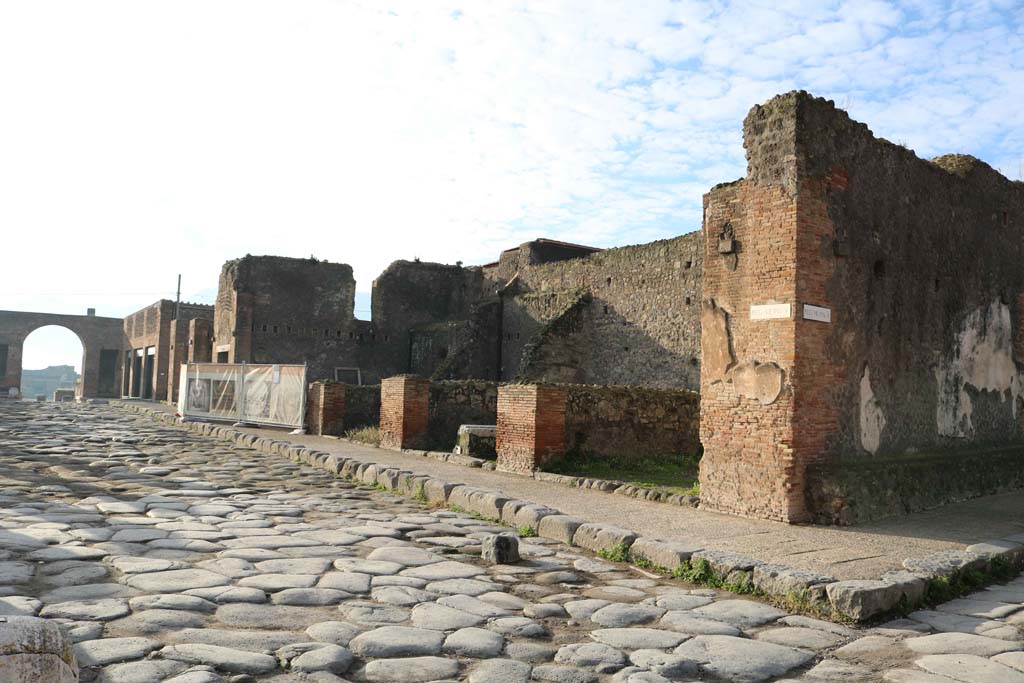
[517,525,537,537]
[413,482,428,504]
[597,542,632,563]
[344,425,381,446]
[924,556,1016,606]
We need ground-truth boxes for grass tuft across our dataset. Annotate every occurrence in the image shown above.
[344,426,381,446]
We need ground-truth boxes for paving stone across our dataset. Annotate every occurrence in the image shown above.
[555,642,627,673]
[690,599,787,629]
[40,598,130,621]
[443,627,505,657]
[272,587,351,606]
[105,607,207,633]
[903,632,1022,656]
[160,643,279,674]
[0,596,42,616]
[305,621,362,646]
[628,649,699,678]
[94,659,189,683]
[590,628,688,649]
[674,634,814,683]
[915,653,1024,683]
[467,658,532,683]
[73,636,161,666]
[400,560,485,580]
[318,571,372,593]
[289,643,353,673]
[349,625,445,657]
[590,603,666,627]
[125,568,230,592]
[754,626,846,650]
[411,602,485,629]
[533,663,599,682]
[362,656,459,682]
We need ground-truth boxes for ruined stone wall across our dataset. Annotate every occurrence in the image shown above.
[368,261,496,381]
[699,91,1024,524]
[492,234,703,389]
[564,385,701,463]
[345,383,381,429]
[214,256,363,382]
[427,380,498,450]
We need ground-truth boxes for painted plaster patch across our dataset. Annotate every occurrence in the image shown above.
[859,366,885,454]
[935,300,1024,437]
[728,360,784,405]
[701,299,734,383]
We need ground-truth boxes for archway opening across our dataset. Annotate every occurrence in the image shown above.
[21,325,84,401]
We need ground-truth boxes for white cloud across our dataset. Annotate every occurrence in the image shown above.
[0,0,1021,372]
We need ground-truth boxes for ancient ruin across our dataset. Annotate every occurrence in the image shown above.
[3,91,1022,528]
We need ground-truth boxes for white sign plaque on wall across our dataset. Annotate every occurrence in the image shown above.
[750,303,791,320]
[803,304,832,323]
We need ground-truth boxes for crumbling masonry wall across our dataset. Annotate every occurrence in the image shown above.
[487,234,703,390]
[699,91,1024,524]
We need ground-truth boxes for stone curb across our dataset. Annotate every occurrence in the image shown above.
[113,402,1024,623]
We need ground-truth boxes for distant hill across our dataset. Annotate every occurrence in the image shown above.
[21,365,79,400]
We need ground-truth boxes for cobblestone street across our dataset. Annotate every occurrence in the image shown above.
[2,402,1024,683]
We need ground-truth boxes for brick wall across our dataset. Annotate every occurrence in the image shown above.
[379,375,430,449]
[305,381,346,436]
[496,384,568,474]
[699,91,1024,524]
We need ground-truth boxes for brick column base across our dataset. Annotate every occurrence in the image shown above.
[496,384,567,475]
[379,375,430,450]
[306,381,346,436]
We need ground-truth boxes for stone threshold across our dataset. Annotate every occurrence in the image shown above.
[115,401,1024,624]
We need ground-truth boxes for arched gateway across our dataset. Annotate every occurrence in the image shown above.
[0,310,124,399]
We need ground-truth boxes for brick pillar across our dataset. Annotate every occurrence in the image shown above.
[496,384,567,474]
[306,381,346,436]
[698,92,846,524]
[379,375,430,450]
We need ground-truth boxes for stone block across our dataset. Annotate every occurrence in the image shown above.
[751,564,835,600]
[968,540,1024,567]
[512,504,557,531]
[903,550,986,577]
[880,571,928,607]
[826,580,902,621]
[691,550,762,578]
[538,515,585,545]
[423,479,457,504]
[482,534,520,565]
[572,523,637,554]
[499,500,530,526]
[448,487,509,520]
[629,538,702,571]
[0,616,78,682]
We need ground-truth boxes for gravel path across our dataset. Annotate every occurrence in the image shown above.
[1,401,1022,682]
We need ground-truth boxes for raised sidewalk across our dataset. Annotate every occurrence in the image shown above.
[120,401,1024,620]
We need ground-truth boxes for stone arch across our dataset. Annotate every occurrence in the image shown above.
[0,310,124,399]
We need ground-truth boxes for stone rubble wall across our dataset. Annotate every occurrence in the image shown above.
[426,380,498,451]
[564,385,701,463]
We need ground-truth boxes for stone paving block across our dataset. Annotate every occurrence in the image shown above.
[572,523,637,553]
[537,515,585,545]
[629,537,701,571]
[827,580,902,621]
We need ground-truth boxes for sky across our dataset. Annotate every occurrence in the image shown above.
[2,0,1022,372]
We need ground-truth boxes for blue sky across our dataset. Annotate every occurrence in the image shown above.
[1,0,1022,370]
